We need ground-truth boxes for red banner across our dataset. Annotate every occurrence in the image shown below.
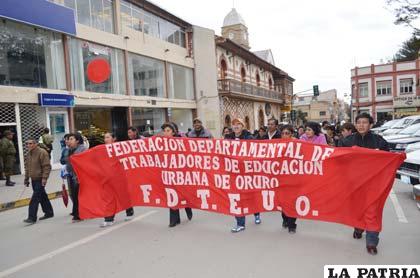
[71,137,405,232]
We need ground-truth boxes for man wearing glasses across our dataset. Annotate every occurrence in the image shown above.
[23,139,54,225]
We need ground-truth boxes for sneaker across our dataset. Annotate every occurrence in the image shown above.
[288,228,296,234]
[366,246,378,255]
[353,229,363,239]
[255,215,261,225]
[231,226,245,233]
[125,215,134,221]
[39,214,54,221]
[23,218,36,225]
[100,221,114,228]
[72,217,82,223]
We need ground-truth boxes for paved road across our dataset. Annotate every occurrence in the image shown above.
[0,180,418,278]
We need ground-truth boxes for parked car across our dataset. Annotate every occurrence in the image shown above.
[383,123,420,142]
[382,116,420,136]
[371,119,400,134]
[405,141,420,153]
[397,149,420,209]
[387,128,420,152]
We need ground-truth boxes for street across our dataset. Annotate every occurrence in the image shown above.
[0,179,418,278]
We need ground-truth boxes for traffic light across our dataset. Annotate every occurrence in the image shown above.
[313,85,319,96]
[291,110,297,121]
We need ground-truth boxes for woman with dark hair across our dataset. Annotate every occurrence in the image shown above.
[254,126,267,139]
[222,127,232,138]
[66,132,87,222]
[297,126,305,138]
[161,122,193,227]
[300,122,327,145]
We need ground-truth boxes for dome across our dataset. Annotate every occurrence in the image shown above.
[223,8,247,27]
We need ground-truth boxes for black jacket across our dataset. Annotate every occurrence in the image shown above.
[338,131,389,151]
[263,130,281,140]
[224,130,253,140]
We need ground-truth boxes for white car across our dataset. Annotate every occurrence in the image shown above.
[406,141,420,153]
[382,116,420,136]
[371,119,400,134]
[383,123,420,142]
[397,149,420,209]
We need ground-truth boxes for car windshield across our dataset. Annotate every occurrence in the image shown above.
[382,120,397,128]
[392,118,414,129]
[399,123,420,135]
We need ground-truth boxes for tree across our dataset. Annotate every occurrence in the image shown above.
[386,0,420,32]
[394,32,420,61]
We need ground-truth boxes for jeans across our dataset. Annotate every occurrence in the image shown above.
[68,178,79,219]
[235,213,260,227]
[28,179,54,221]
[355,228,380,246]
[104,207,134,222]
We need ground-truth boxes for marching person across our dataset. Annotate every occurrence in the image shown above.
[297,126,305,139]
[279,124,299,234]
[225,118,261,233]
[264,118,281,140]
[254,126,267,140]
[340,122,356,139]
[338,113,389,255]
[0,130,16,186]
[66,133,87,223]
[101,132,136,227]
[186,118,213,139]
[162,122,193,227]
[300,122,328,145]
[128,126,141,140]
[23,138,54,225]
[222,127,232,138]
[38,127,54,158]
[324,125,336,147]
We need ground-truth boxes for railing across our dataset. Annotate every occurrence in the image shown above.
[218,79,284,103]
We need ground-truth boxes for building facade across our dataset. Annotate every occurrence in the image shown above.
[293,89,341,125]
[216,8,294,132]
[0,0,198,174]
[351,59,420,123]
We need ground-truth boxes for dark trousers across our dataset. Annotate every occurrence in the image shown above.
[68,179,79,219]
[235,213,260,227]
[105,207,134,222]
[28,179,54,221]
[169,208,192,225]
[282,212,297,229]
[354,228,380,247]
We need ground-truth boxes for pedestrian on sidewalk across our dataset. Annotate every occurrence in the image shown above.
[161,122,193,227]
[23,138,54,225]
[337,113,389,256]
[66,133,87,223]
[224,118,261,233]
[0,130,16,186]
[38,128,54,158]
[100,132,136,227]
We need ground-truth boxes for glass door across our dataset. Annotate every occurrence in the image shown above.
[48,111,69,168]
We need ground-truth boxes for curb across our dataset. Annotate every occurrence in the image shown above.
[0,191,63,213]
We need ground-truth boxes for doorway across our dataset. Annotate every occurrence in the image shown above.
[47,110,69,169]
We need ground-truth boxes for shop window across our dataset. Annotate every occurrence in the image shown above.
[69,38,126,95]
[0,20,66,89]
[168,64,194,100]
[132,108,165,136]
[171,109,193,133]
[128,53,165,97]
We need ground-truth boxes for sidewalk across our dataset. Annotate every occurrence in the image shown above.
[0,170,63,212]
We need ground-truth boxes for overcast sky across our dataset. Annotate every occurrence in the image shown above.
[151,0,414,101]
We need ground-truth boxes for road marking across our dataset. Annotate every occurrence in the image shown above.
[389,189,408,223]
[0,210,157,278]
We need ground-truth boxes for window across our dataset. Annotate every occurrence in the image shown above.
[298,97,305,102]
[0,20,66,89]
[400,79,414,94]
[51,0,115,33]
[128,53,165,97]
[358,82,369,98]
[376,80,392,96]
[132,108,165,136]
[168,64,194,100]
[120,0,186,48]
[69,38,126,94]
[319,111,326,116]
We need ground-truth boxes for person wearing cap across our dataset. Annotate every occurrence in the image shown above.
[0,130,16,186]
[161,122,193,227]
[224,118,261,233]
[186,118,213,139]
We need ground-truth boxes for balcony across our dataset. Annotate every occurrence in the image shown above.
[218,79,284,104]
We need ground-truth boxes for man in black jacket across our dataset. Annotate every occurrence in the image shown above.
[338,113,389,255]
[264,118,281,140]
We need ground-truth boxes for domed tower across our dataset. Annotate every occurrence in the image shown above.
[221,8,250,50]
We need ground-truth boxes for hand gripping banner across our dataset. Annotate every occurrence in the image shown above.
[71,137,405,232]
